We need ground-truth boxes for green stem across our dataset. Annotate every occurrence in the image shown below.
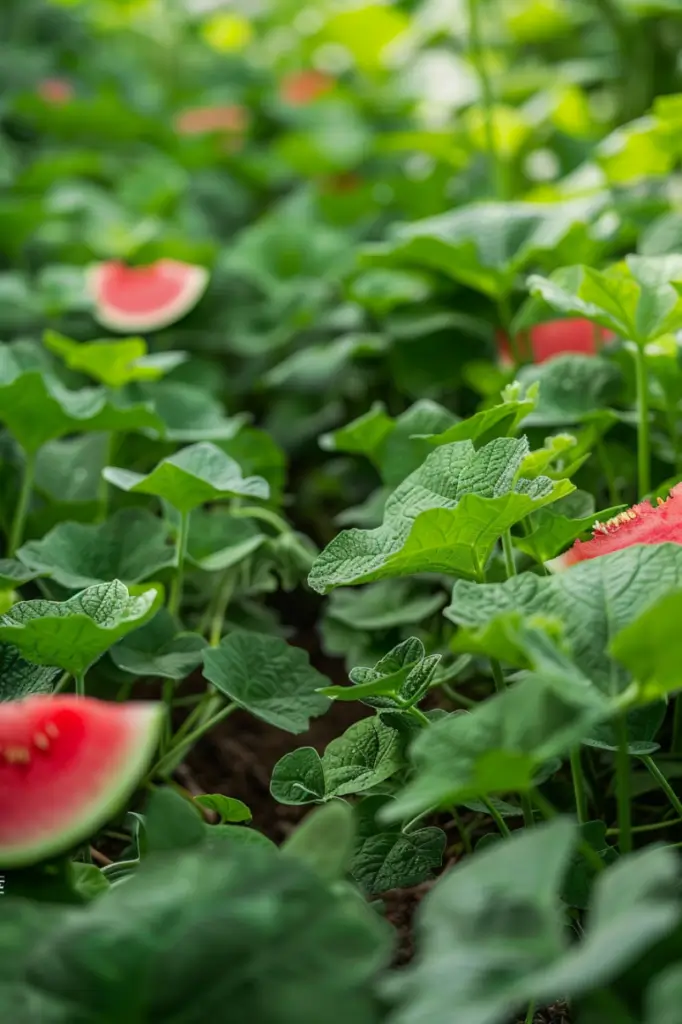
[607,815,682,836]
[168,510,190,619]
[520,793,535,830]
[524,1002,536,1024]
[570,747,589,825]
[75,672,85,698]
[633,343,650,497]
[490,658,506,693]
[408,706,431,728]
[467,0,503,199]
[440,682,476,710]
[596,439,619,507]
[150,700,237,779]
[639,755,682,819]
[482,797,511,839]
[501,529,516,577]
[8,451,35,556]
[209,571,236,647]
[615,714,633,854]
[228,505,289,534]
[161,678,175,753]
[97,430,116,521]
[451,805,473,855]
[672,697,682,755]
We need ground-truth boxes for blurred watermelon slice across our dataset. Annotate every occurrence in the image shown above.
[0,696,161,868]
[88,259,209,333]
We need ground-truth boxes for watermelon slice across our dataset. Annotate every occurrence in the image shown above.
[88,259,209,333]
[0,696,161,868]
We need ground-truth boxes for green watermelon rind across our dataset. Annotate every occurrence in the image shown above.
[0,702,163,869]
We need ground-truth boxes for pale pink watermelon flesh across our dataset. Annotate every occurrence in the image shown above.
[88,259,209,333]
[0,696,161,868]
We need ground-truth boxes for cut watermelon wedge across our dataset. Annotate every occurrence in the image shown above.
[0,696,161,868]
[88,259,209,333]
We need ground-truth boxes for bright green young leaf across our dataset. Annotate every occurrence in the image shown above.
[351,796,446,896]
[17,508,175,589]
[324,637,441,709]
[384,631,609,820]
[364,198,606,300]
[282,802,356,882]
[0,643,60,701]
[111,608,207,681]
[515,255,682,344]
[202,631,330,733]
[422,385,538,450]
[103,442,269,513]
[609,590,682,702]
[194,794,252,824]
[392,819,577,1024]
[0,846,392,1024]
[308,437,573,593]
[270,713,418,805]
[0,343,164,453]
[0,559,46,591]
[0,580,161,675]
[43,330,186,388]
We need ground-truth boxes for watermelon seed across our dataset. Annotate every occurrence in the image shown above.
[33,733,50,751]
[4,746,30,764]
[44,723,60,739]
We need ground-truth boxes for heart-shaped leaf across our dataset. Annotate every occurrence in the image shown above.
[351,796,446,896]
[111,609,207,681]
[0,580,162,675]
[103,442,269,513]
[17,508,175,589]
[308,436,573,593]
[43,330,186,388]
[202,631,330,733]
[0,343,165,453]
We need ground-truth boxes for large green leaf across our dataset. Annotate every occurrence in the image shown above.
[364,198,606,299]
[0,643,60,701]
[609,590,682,703]
[43,330,186,388]
[0,846,391,1024]
[384,631,609,820]
[103,442,269,513]
[185,509,266,572]
[0,559,46,591]
[351,796,446,896]
[517,355,621,427]
[515,255,682,344]
[324,580,446,633]
[17,508,175,589]
[308,437,573,593]
[135,380,247,442]
[202,631,330,733]
[0,343,164,453]
[111,609,207,681]
[0,580,161,675]
[282,802,356,883]
[270,713,418,805]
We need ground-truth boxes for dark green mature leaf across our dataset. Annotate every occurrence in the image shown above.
[145,787,205,853]
[111,609,207,680]
[516,255,682,344]
[34,433,107,505]
[0,580,161,675]
[610,590,682,703]
[384,631,608,820]
[44,330,186,388]
[351,797,446,896]
[185,509,266,572]
[136,380,247,442]
[645,966,682,1024]
[0,846,392,1024]
[270,713,418,805]
[325,580,446,633]
[17,508,175,589]
[308,437,573,593]
[392,819,577,1024]
[517,356,621,427]
[202,631,330,733]
[0,343,164,452]
[104,442,269,513]
[365,198,605,299]
[0,559,45,591]
[282,802,356,882]
[0,643,60,701]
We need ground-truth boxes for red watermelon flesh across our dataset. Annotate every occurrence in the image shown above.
[88,259,209,333]
[0,696,161,868]
[497,318,612,366]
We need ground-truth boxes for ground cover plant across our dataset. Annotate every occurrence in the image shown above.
[6,0,682,1021]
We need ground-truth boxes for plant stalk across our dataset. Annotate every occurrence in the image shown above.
[168,510,190,619]
[639,755,682,819]
[615,714,633,854]
[75,672,86,698]
[467,0,503,199]
[570,747,589,824]
[633,343,650,497]
[150,700,238,779]
[8,451,36,556]
[482,796,511,839]
[672,697,682,755]
[501,529,516,577]
[209,570,236,647]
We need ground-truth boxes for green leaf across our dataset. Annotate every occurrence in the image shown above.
[103,441,269,513]
[34,433,107,506]
[366,198,606,299]
[324,638,441,709]
[384,630,608,820]
[517,355,622,428]
[110,608,207,681]
[422,387,538,450]
[645,966,682,1024]
[308,437,573,593]
[17,508,175,589]
[136,380,247,443]
[351,796,446,896]
[610,590,682,703]
[70,863,110,901]
[43,330,186,388]
[145,788,206,853]
[0,845,392,1024]
[217,427,287,505]
[447,546,682,750]
[561,821,617,911]
[392,819,577,1024]
[204,824,276,853]
[0,343,164,453]
[202,631,330,733]
[194,794,252,824]
[514,502,625,562]
[269,747,327,805]
[0,580,161,675]
[186,508,266,572]
[264,333,387,390]
[0,643,60,701]
[0,559,46,591]
[282,802,356,882]
[516,255,682,345]
[325,580,446,633]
